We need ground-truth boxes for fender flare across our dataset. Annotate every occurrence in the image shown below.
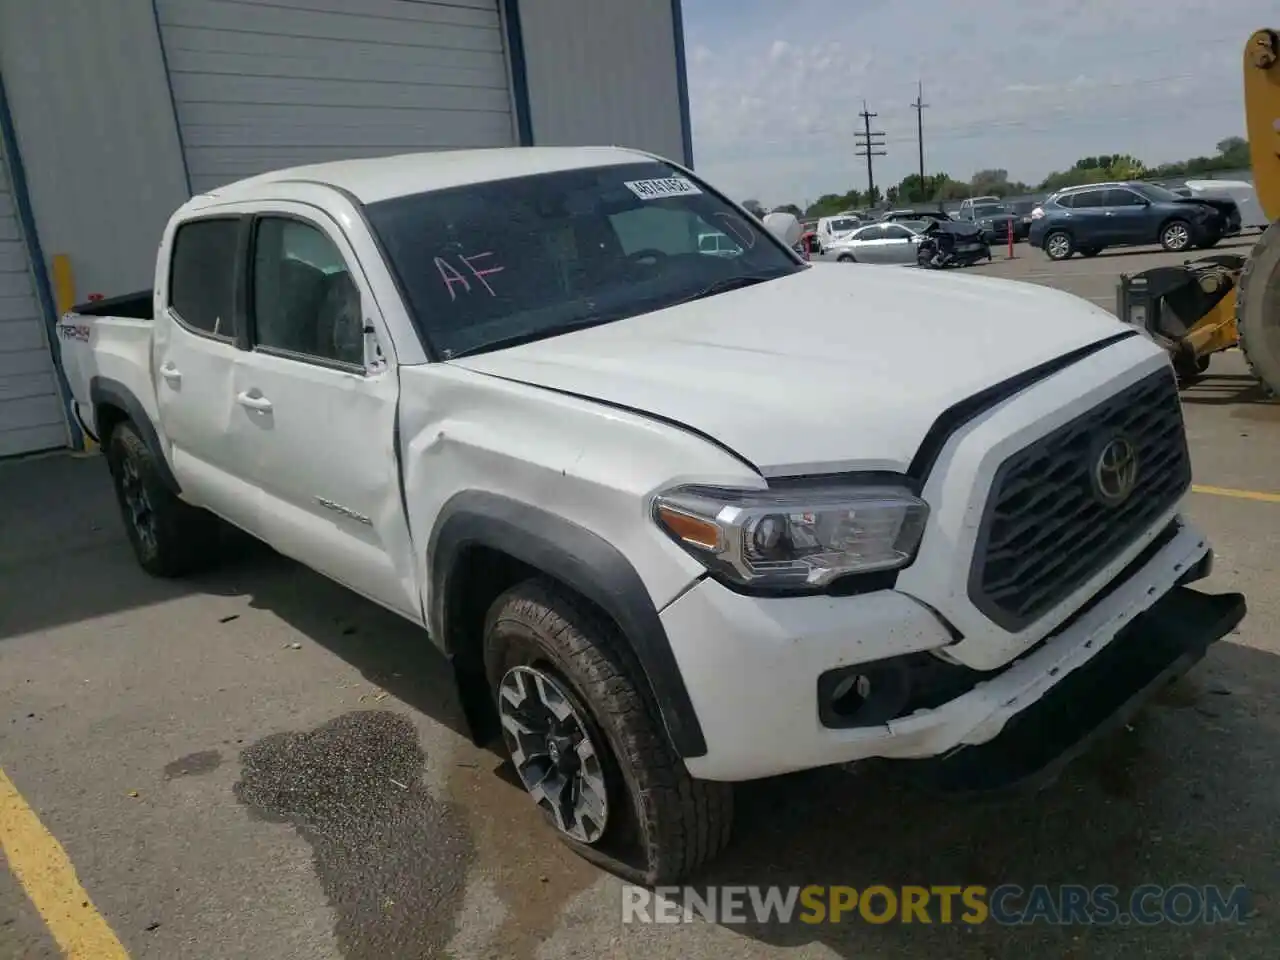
[428,490,708,759]
[89,376,181,494]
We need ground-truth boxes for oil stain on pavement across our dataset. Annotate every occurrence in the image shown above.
[233,710,474,958]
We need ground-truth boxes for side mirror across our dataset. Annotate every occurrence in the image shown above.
[762,212,802,248]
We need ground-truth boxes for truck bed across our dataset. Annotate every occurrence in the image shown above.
[56,293,158,442]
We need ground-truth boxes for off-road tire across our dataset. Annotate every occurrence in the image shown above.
[484,579,733,884]
[105,421,222,577]
[1236,220,1280,397]
[1159,219,1193,252]
[1044,231,1074,261]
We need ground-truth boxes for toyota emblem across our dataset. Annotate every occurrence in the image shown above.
[1093,436,1139,505]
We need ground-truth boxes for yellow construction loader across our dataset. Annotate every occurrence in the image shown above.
[1115,29,1280,392]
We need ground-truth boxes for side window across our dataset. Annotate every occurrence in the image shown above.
[883,224,912,240]
[855,225,884,241]
[1105,189,1144,206]
[252,217,364,368]
[1054,194,1075,209]
[1071,191,1107,209]
[169,218,240,338]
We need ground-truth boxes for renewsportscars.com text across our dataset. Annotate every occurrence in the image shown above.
[622,884,1251,926]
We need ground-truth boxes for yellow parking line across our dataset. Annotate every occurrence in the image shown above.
[1192,484,1280,504]
[0,768,130,959]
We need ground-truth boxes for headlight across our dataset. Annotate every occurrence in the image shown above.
[652,483,929,591]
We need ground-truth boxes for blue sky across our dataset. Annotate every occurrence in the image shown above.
[680,0,1273,206]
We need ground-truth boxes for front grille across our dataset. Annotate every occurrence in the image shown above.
[969,368,1190,630]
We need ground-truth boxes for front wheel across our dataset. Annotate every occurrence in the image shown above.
[1160,220,1193,252]
[1044,231,1074,260]
[484,580,733,884]
[836,253,856,263]
[105,420,222,577]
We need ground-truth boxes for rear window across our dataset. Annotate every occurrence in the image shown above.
[365,161,801,359]
[168,218,240,338]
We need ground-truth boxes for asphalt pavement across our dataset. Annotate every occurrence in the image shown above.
[2,239,1279,959]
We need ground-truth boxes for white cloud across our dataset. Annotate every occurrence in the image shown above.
[682,0,1272,205]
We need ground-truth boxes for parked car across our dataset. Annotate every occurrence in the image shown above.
[1008,199,1039,241]
[815,214,864,250]
[957,201,1016,243]
[818,221,923,264]
[915,219,992,267]
[957,195,1002,218]
[56,146,1243,883]
[880,208,952,225]
[697,231,743,258]
[1029,181,1242,260]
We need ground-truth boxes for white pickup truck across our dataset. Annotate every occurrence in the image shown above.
[57,146,1245,883]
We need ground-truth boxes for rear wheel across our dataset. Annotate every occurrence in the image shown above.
[1044,231,1074,261]
[484,580,733,884]
[105,421,222,577]
[1160,219,1193,252]
[1236,220,1280,397]
[837,253,856,263]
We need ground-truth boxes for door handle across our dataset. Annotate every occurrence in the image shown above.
[159,363,182,385]
[236,390,273,412]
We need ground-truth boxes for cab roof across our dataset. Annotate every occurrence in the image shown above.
[189,146,662,206]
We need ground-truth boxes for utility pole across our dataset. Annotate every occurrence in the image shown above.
[910,81,928,193]
[854,101,886,200]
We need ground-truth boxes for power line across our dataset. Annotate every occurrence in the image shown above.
[910,80,928,187]
[854,101,886,196]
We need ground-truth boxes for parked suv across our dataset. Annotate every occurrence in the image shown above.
[1029,182,1241,260]
[956,201,1017,243]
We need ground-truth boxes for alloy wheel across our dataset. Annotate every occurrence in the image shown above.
[119,454,157,555]
[498,665,609,844]
[1164,223,1190,250]
[1047,234,1071,259]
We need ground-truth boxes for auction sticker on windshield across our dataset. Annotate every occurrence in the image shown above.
[624,177,703,200]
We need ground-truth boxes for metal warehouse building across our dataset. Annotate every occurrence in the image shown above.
[0,0,692,456]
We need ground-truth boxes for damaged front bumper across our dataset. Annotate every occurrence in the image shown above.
[910,581,1246,793]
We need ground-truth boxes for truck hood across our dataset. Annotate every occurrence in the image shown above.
[451,266,1129,476]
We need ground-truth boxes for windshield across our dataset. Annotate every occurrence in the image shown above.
[1131,182,1181,203]
[365,161,802,358]
[973,204,1009,218]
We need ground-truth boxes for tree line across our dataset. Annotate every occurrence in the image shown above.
[744,137,1251,220]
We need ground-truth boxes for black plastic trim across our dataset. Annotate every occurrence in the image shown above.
[910,585,1246,794]
[428,490,708,758]
[88,377,179,493]
[906,330,1139,483]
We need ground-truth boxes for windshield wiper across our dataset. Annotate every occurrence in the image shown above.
[447,316,615,359]
[674,274,780,306]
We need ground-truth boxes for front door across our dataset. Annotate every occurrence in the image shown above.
[1103,188,1153,244]
[152,216,261,534]
[233,209,421,621]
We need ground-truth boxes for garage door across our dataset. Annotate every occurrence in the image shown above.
[0,141,65,456]
[155,0,517,194]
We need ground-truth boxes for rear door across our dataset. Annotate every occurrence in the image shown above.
[1062,189,1109,245]
[152,215,261,533]
[233,206,420,620]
